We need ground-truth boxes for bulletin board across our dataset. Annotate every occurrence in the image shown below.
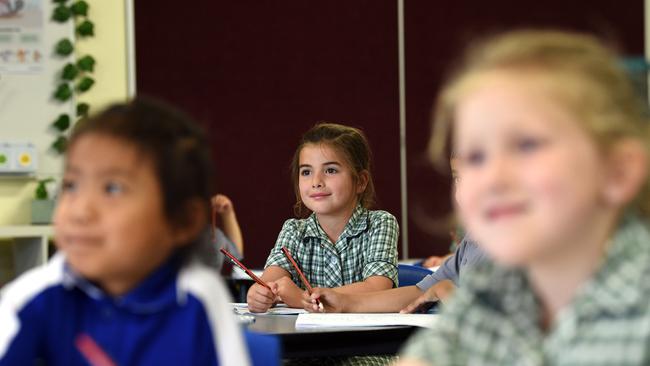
[0,0,74,178]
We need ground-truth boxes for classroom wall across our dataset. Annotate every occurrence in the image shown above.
[0,0,129,226]
[135,1,644,267]
[403,0,645,259]
[135,1,401,268]
[75,0,129,111]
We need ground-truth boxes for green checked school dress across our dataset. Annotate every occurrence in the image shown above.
[266,205,399,366]
[402,216,650,366]
[265,205,399,288]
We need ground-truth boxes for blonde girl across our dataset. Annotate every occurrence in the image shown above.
[399,30,650,365]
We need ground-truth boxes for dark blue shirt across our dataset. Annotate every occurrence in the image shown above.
[0,253,251,366]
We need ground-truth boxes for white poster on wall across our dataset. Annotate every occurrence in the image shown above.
[0,0,44,74]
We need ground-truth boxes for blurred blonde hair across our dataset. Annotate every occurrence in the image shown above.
[429,29,650,217]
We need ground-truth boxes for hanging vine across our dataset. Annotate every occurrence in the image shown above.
[49,0,95,154]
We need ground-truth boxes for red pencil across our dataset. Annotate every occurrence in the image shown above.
[281,246,314,293]
[220,248,272,291]
[75,333,117,366]
[281,247,324,311]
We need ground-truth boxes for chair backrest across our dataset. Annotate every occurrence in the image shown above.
[397,264,433,287]
[244,329,281,366]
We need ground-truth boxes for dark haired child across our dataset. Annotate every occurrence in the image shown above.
[247,123,399,313]
[0,98,252,365]
[248,123,399,366]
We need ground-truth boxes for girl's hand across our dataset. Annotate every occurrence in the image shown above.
[303,288,346,313]
[421,255,445,268]
[300,290,318,312]
[246,282,278,313]
[422,252,453,268]
[211,194,233,215]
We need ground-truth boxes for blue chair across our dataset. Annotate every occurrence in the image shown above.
[244,329,281,366]
[397,264,433,287]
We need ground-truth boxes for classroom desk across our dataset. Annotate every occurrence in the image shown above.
[246,313,418,358]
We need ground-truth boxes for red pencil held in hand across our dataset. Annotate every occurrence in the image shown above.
[220,248,272,291]
[281,246,323,310]
[281,247,313,292]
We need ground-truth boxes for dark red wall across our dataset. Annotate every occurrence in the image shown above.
[135,2,400,267]
[403,0,644,258]
[135,1,643,266]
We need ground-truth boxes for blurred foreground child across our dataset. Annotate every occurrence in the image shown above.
[0,98,251,365]
[399,30,650,365]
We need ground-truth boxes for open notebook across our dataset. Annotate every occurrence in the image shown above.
[295,313,438,329]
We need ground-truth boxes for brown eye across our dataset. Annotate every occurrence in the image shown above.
[61,179,77,193]
[518,137,544,153]
[105,182,124,195]
[466,150,485,166]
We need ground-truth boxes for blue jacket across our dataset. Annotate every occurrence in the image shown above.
[0,253,251,366]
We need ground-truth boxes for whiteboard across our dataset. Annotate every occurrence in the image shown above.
[0,0,74,178]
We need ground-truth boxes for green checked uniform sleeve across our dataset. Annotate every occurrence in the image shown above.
[360,210,399,284]
[265,218,303,276]
[264,206,399,289]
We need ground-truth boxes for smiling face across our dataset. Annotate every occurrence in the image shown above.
[54,133,181,295]
[297,143,365,219]
[454,70,610,266]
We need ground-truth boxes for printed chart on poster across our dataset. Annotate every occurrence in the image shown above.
[0,0,44,74]
[0,0,73,177]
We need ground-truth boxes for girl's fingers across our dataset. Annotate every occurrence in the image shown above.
[260,289,276,302]
[302,298,315,312]
[247,298,267,312]
[400,296,427,314]
[250,285,275,303]
[249,295,273,312]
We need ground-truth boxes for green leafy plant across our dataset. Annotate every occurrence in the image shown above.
[35,178,55,200]
[50,0,95,154]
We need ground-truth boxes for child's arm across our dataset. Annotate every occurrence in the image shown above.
[0,285,45,364]
[330,275,393,293]
[212,194,244,254]
[421,252,453,268]
[398,237,481,313]
[394,358,430,366]
[0,315,41,364]
[399,279,454,313]
[304,285,423,313]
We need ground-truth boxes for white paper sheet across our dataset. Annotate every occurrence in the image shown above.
[295,313,438,328]
[231,302,308,315]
